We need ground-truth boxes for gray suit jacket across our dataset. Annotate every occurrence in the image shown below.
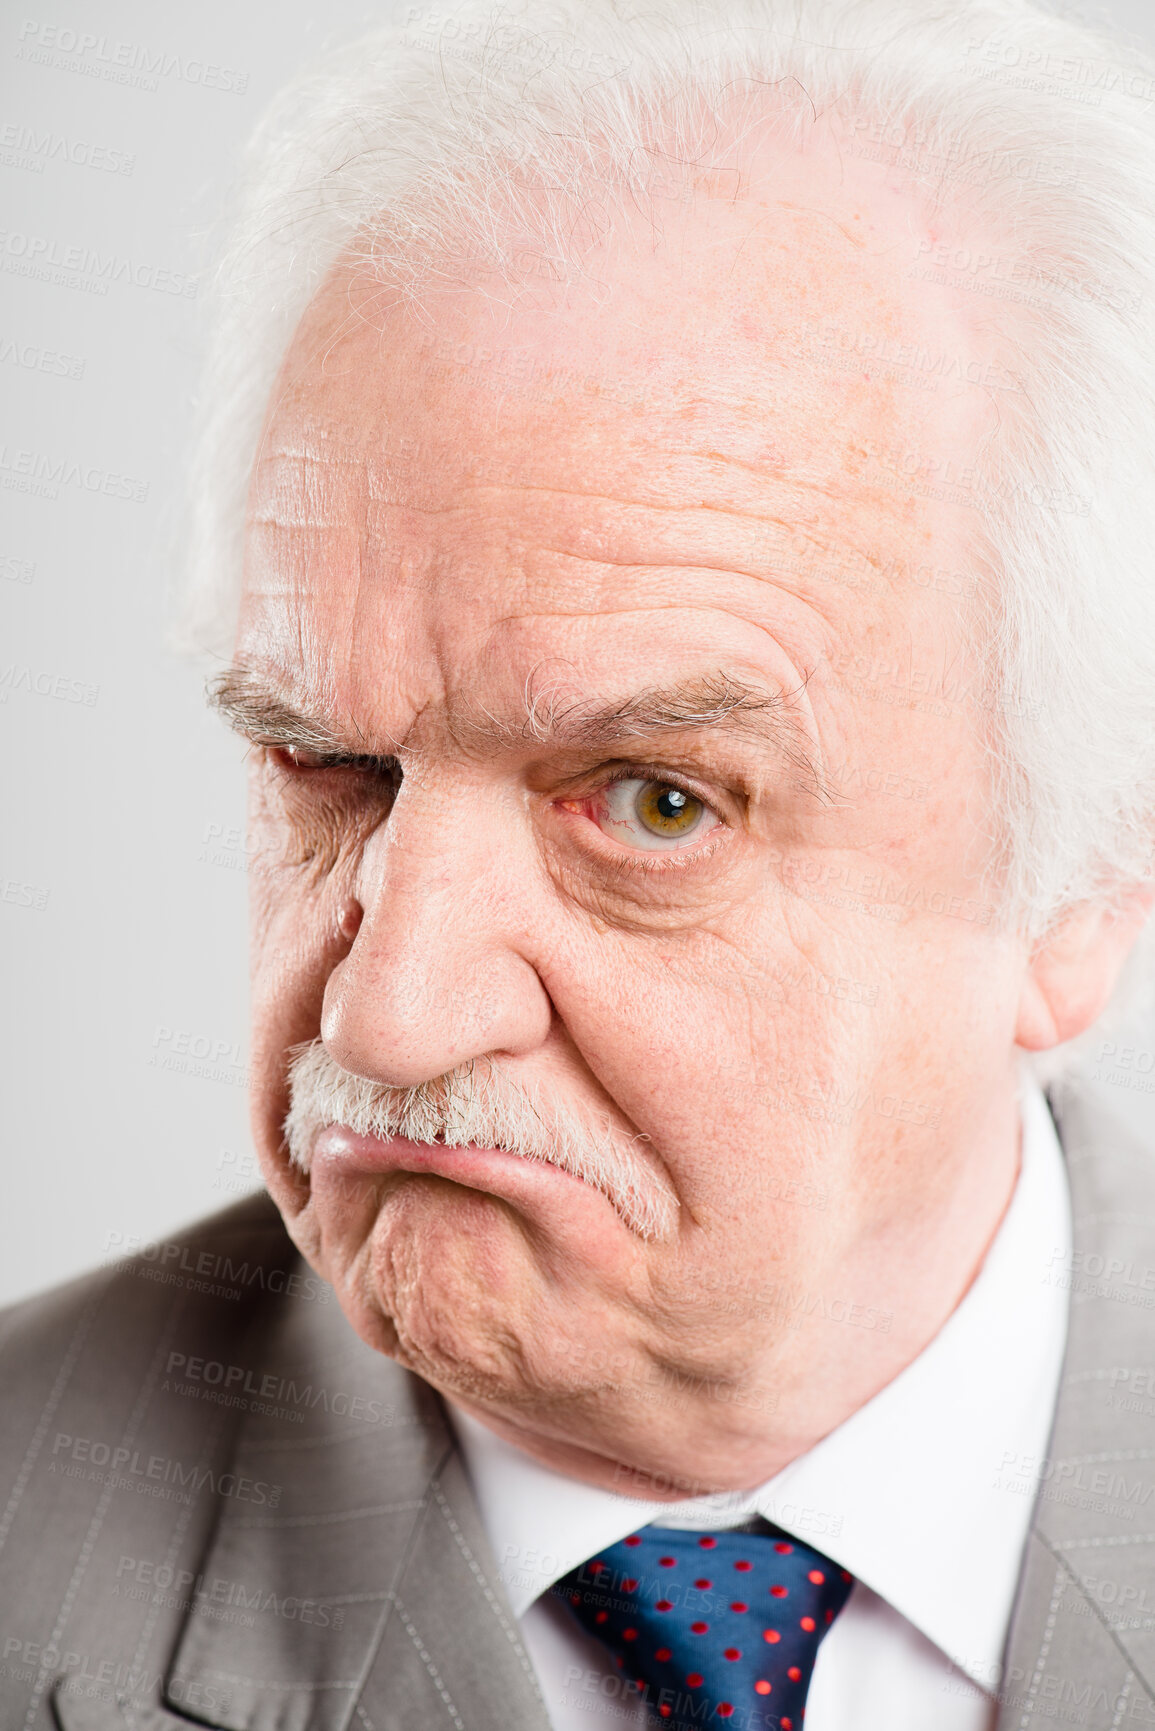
[2,1081,1154,1731]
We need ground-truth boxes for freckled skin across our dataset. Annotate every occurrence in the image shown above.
[236,127,1138,1496]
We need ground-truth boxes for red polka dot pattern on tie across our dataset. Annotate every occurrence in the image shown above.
[555,1524,854,1729]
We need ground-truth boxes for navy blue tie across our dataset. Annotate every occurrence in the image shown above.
[555,1523,853,1727]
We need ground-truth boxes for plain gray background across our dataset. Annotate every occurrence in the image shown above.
[4,0,1155,1309]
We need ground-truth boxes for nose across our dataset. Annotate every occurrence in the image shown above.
[319,780,555,1088]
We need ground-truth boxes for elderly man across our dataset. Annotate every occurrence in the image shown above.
[6,0,1155,1727]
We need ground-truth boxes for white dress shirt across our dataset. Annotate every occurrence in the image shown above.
[447,1072,1071,1731]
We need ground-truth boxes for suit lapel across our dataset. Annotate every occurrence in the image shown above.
[145,1271,548,1731]
[356,1447,551,1730]
[999,1080,1155,1727]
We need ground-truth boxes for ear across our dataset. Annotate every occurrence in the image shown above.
[1015,889,1155,1051]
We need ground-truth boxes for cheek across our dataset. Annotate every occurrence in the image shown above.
[316,1175,619,1392]
[245,759,379,1039]
[246,856,351,1204]
[546,915,876,1156]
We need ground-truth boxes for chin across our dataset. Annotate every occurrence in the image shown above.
[320,1182,546,1390]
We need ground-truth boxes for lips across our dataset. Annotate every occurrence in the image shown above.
[312,1123,592,1195]
[306,1123,663,1242]
[314,1124,533,1172]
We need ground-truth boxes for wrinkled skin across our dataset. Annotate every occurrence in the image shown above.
[226,127,1147,1497]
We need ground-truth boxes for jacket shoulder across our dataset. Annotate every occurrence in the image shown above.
[0,1193,351,1730]
[0,1190,295,1464]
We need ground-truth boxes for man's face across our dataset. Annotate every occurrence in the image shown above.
[232,139,1031,1494]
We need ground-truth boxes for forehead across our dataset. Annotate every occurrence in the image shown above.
[240,141,998,737]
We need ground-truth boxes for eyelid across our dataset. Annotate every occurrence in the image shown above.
[603,762,692,793]
[266,744,397,776]
[565,755,717,800]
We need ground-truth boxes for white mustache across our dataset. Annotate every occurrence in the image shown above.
[283,1039,679,1241]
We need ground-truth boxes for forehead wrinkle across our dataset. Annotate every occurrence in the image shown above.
[426,475,883,522]
[250,443,371,533]
[351,472,937,594]
[262,438,366,466]
[522,545,864,624]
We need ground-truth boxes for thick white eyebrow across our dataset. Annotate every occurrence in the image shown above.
[207,664,823,791]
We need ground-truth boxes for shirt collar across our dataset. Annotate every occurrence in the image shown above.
[448,1070,1070,1690]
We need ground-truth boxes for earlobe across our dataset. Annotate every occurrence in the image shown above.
[1015,891,1155,1053]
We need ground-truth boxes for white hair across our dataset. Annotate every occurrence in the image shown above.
[181,0,1155,1057]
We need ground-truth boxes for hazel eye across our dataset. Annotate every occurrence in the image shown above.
[634,782,704,835]
[594,778,720,852]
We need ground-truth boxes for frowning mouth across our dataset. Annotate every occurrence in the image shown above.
[307,1125,645,1232]
[299,1121,678,1242]
[283,1042,680,1242]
